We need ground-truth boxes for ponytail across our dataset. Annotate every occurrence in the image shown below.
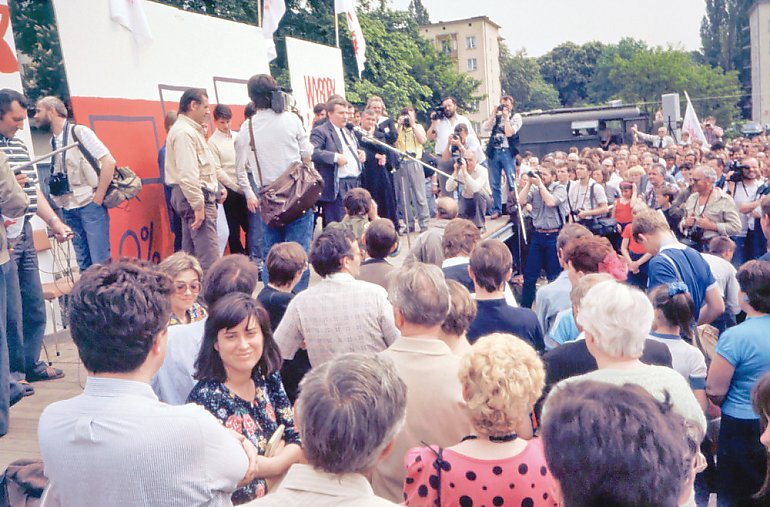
[650,284,695,339]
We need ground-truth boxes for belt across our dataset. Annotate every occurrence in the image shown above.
[535,228,560,233]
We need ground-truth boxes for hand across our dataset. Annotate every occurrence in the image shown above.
[50,220,73,243]
[357,149,366,164]
[683,215,696,229]
[630,125,638,133]
[529,174,542,187]
[629,261,640,274]
[699,216,716,231]
[92,193,104,206]
[238,439,260,487]
[577,210,589,220]
[247,197,259,214]
[432,181,440,197]
[336,155,348,167]
[191,207,205,231]
[218,187,227,204]
[368,200,379,221]
[14,173,28,187]
[375,153,387,166]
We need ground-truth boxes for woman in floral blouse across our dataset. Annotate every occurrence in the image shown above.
[188,292,301,504]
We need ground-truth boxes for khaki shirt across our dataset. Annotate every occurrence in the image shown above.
[682,187,741,240]
[0,152,29,265]
[164,114,218,210]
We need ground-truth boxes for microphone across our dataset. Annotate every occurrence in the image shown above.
[345,122,356,132]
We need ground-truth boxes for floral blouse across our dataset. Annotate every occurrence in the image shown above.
[187,371,300,504]
[169,301,207,326]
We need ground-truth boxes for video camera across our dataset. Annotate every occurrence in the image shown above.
[431,104,446,121]
[727,159,751,182]
[270,87,297,114]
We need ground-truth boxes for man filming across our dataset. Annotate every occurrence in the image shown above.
[394,106,429,233]
[445,151,491,230]
[427,96,478,196]
[483,95,521,219]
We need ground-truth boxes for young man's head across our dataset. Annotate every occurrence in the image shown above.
[212,104,232,133]
[708,235,736,262]
[310,228,361,278]
[69,260,173,376]
[468,240,512,295]
[266,242,308,290]
[556,223,592,269]
[343,188,373,217]
[202,254,261,307]
[364,218,398,260]
[442,218,481,259]
[632,209,673,255]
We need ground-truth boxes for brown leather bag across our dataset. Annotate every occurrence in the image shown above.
[248,118,323,228]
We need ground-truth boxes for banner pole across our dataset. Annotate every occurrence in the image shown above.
[257,0,262,27]
[335,11,340,48]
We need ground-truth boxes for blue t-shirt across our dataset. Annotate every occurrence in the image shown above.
[647,245,715,320]
[548,309,580,347]
[759,251,770,263]
[715,315,770,419]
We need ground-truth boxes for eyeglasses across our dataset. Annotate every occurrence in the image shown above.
[689,177,703,183]
[174,281,201,295]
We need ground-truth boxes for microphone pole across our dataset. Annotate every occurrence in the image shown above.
[347,124,458,181]
[10,143,82,171]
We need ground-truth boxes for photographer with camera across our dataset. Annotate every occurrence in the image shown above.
[427,96,478,197]
[725,157,761,265]
[483,96,521,219]
[441,124,485,169]
[516,165,567,308]
[235,74,314,288]
[394,106,430,233]
[680,166,741,252]
[445,151,491,229]
[703,116,723,146]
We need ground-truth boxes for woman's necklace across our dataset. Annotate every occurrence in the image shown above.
[461,432,518,443]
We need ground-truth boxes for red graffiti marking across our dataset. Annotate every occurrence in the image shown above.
[0,5,18,74]
[304,75,336,112]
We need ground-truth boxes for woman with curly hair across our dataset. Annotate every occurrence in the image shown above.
[188,292,302,504]
[402,333,558,507]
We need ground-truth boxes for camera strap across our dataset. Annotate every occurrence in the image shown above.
[52,121,70,175]
[248,117,265,189]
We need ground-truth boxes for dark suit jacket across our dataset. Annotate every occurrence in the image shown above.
[310,121,361,203]
[376,117,399,169]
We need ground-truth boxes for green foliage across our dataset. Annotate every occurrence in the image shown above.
[8,0,69,101]
[498,46,559,112]
[407,0,430,25]
[587,38,648,104]
[537,41,604,106]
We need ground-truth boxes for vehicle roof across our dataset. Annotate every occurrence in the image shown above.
[522,106,642,124]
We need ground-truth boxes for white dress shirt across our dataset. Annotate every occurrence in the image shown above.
[152,317,207,404]
[39,377,247,507]
[333,125,361,179]
[433,114,477,154]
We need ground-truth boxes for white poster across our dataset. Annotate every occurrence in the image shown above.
[285,37,346,129]
[0,0,34,153]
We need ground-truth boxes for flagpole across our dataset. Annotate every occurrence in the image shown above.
[334,10,340,48]
[257,0,263,27]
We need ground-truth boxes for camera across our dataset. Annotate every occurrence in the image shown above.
[450,144,461,164]
[431,104,446,121]
[727,159,751,182]
[496,104,506,114]
[49,172,71,196]
[401,115,411,128]
[270,87,297,114]
[526,170,538,178]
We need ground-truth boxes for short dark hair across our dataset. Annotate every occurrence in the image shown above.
[454,123,469,135]
[202,254,260,307]
[247,74,278,109]
[213,104,232,121]
[737,260,770,313]
[343,188,372,216]
[364,218,397,259]
[542,381,690,507]
[313,103,326,115]
[179,88,208,113]
[266,242,307,287]
[708,235,736,255]
[69,260,172,374]
[310,228,356,277]
[193,293,282,382]
[244,102,257,120]
[469,240,512,292]
[0,89,28,118]
[556,224,591,253]
[442,218,481,258]
[442,96,457,106]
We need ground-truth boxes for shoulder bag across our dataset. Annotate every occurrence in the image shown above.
[248,118,323,228]
[71,126,142,208]
[583,183,617,236]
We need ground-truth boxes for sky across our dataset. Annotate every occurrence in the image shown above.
[390,0,707,57]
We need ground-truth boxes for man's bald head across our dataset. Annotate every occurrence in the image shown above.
[436,197,459,220]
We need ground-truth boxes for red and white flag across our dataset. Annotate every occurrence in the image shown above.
[335,0,366,78]
[681,95,707,145]
[109,0,153,44]
[262,0,286,62]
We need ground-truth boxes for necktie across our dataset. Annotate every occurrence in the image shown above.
[659,137,664,148]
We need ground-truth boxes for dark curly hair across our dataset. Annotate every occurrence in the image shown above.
[310,228,356,277]
[69,259,173,374]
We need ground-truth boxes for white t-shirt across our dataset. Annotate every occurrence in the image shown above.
[732,179,760,235]
[647,332,708,390]
[433,114,477,154]
[567,179,607,214]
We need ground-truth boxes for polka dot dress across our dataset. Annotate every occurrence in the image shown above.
[402,438,558,507]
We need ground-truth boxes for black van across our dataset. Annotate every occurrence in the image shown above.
[516,105,649,158]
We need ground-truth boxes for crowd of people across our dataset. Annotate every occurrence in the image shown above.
[0,73,769,506]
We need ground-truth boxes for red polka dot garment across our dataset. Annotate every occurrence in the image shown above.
[402,438,558,507]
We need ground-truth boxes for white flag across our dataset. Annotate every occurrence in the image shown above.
[263,0,286,62]
[109,0,153,44]
[681,96,707,146]
[335,0,366,78]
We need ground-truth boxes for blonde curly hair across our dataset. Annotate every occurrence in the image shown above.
[459,333,545,437]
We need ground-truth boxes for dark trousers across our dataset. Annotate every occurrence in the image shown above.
[0,264,9,435]
[222,189,248,255]
[321,176,360,228]
[522,230,562,308]
[626,251,649,290]
[459,192,491,229]
[164,184,183,252]
[171,186,220,272]
[6,221,46,377]
[717,414,767,506]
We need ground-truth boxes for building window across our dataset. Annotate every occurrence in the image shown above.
[467,58,477,71]
[441,39,452,55]
[466,36,476,49]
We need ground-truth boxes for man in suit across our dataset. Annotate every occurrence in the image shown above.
[311,96,366,227]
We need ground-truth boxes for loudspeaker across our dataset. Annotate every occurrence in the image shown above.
[661,93,681,126]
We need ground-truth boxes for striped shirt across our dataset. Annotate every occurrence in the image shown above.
[0,134,37,216]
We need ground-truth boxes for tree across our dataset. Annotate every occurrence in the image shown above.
[537,41,604,106]
[408,0,430,25]
[587,38,648,104]
[499,45,559,111]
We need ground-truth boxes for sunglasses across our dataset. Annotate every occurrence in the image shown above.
[174,281,201,295]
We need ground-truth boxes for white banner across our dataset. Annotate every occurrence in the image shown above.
[285,37,346,128]
[0,0,34,153]
[682,96,707,145]
[335,0,366,78]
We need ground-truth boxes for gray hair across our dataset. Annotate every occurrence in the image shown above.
[297,353,406,474]
[576,280,653,358]
[698,166,717,183]
[37,96,68,118]
[388,263,450,326]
